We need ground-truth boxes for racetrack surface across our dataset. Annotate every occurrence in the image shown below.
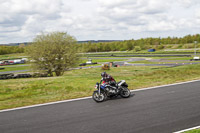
[0,81,200,133]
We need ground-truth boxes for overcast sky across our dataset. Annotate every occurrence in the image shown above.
[0,0,200,44]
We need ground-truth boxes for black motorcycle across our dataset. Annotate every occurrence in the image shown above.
[92,79,131,102]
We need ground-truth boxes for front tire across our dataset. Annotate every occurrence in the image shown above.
[92,91,106,102]
[120,87,131,98]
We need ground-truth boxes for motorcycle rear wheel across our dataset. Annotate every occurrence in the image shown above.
[92,91,106,102]
[120,87,131,98]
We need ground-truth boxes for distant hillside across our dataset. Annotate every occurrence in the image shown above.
[77,40,123,44]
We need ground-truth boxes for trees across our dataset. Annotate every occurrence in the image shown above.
[0,46,24,55]
[76,34,200,52]
[125,40,134,51]
[26,32,79,76]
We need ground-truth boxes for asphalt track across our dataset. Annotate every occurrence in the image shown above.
[0,81,200,133]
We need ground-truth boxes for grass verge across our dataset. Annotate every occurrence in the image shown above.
[129,60,156,64]
[0,53,27,60]
[183,128,200,133]
[0,64,200,110]
[0,65,30,73]
[81,59,127,63]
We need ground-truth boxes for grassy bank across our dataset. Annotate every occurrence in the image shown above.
[1,64,200,110]
[0,53,27,60]
[81,59,127,63]
[84,50,197,57]
[184,129,200,133]
[0,65,30,73]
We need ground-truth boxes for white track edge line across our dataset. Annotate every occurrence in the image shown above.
[0,79,200,113]
[0,96,91,113]
[131,79,200,92]
[174,125,200,133]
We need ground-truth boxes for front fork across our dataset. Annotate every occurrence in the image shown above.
[99,80,103,95]
[98,85,101,95]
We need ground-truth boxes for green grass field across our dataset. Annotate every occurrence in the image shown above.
[150,57,193,60]
[0,53,27,60]
[81,59,127,63]
[0,65,31,73]
[129,60,155,64]
[184,129,200,133]
[1,64,200,110]
[1,52,200,110]
[84,50,200,57]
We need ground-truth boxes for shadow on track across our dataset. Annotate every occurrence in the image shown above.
[106,92,135,101]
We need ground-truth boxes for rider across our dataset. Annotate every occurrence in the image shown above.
[101,72,116,86]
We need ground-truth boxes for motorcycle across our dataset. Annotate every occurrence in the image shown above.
[92,79,131,102]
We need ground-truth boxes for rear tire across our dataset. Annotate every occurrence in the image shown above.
[92,91,106,102]
[120,87,131,98]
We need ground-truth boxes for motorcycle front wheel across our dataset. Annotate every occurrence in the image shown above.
[92,91,106,102]
[120,87,131,98]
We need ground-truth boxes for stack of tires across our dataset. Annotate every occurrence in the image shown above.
[0,73,32,80]
[12,74,32,79]
[0,72,49,80]
[0,73,14,80]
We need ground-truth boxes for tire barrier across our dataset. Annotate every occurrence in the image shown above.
[0,73,14,80]
[190,59,200,61]
[79,62,97,66]
[0,73,48,80]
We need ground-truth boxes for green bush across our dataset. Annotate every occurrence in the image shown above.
[165,45,172,48]
[177,44,183,48]
[171,44,179,49]
[157,45,164,50]
[134,46,141,52]
[183,44,195,49]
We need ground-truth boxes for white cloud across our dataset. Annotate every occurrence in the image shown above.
[96,0,200,39]
[0,0,200,43]
[177,0,200,8]
[195,8,200,18]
